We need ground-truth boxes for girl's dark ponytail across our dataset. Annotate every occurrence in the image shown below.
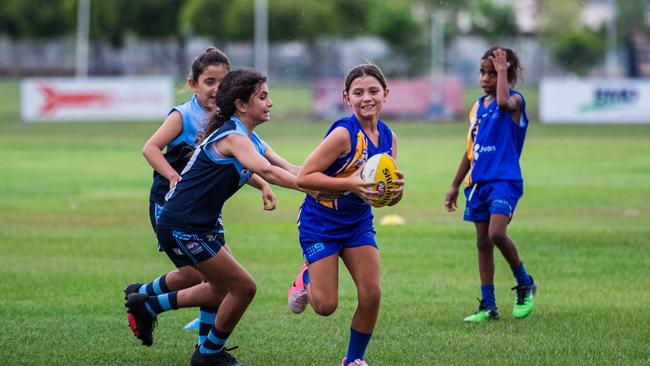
[196,69,267,146]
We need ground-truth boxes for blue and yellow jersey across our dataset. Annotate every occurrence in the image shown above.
[302,114,394,213]
[465,90,528,185]
[298,114,394,242]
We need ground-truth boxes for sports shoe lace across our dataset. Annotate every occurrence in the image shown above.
[217,346,239,362]
[476,298,488,312]
[294,288,307,303]
[512,285,527,305]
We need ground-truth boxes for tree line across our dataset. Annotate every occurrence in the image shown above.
[1,0,647,76]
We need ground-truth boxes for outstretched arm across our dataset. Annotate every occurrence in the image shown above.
[217,133,298,190]
[263,146,301,175]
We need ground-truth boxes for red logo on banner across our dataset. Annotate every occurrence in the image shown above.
[38,84,113,116]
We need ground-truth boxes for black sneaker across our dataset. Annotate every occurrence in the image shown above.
[190,347,247,366]
[123,283,143,300]
[463,299,500,322]
[125,293,156,346]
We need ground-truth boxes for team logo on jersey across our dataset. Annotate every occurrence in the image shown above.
[185,241,204,255]
[473,144,496,160]
[305,242,326,259]
[492,199,513,216]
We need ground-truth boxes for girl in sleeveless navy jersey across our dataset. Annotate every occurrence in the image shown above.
[287,64,405,366]
[126,70,301,366]
[125,48,280,348]
[445,47,537,322]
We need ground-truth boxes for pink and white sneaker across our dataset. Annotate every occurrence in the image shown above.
[287,262,309,314]
[341,357,368,366]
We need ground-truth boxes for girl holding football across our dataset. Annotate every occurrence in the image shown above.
[444,47,537,322]
[287,63,405,366]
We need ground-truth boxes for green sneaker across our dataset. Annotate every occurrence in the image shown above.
[464,300,499,322]
[512,278,537,319]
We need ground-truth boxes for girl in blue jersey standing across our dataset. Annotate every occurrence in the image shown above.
[444,47,537,322]
[126,49,282,349]
[287,64,405,366]
[126,69,303,366]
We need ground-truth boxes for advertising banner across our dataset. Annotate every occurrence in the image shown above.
[21,77,173,122]
[312,77,463,120]
[540,78,650,124]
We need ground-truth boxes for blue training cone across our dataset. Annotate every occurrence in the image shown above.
[183,317,200,331]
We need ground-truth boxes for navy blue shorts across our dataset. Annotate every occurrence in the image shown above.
[156,226,224,268]
[463,181,523,222]
[150,200,225,251]
[149,200,165,233]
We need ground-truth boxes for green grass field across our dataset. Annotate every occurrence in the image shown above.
[0,81,649,365]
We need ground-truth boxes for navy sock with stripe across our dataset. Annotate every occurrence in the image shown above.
[199,328,231,355]
[197,306,218,346]
[144,291,178,316]
[139,274,170,295]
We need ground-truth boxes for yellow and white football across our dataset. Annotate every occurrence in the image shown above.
[361,153,397,208]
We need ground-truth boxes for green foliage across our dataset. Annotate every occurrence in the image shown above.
[268,0,340,41]
[330,0,374,36]
[367,1,424,50]
[0,0,73,38]
[0,0,476,59]
[183,0,362,42]
[365,1,429,75]
[468,0,518,41]
[538,0,583,38]
[84,0,130,46]
[538,0,608,76]
[550,27,608,76]
[121,0,185,38]
[616,0,649,38]
[179,0,226,39]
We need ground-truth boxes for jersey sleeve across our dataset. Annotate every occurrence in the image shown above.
[251,131,268,155]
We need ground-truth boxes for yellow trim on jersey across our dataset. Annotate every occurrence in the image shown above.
[317,130,368,208]
[334,131,368,178]
[465,100,479,186]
